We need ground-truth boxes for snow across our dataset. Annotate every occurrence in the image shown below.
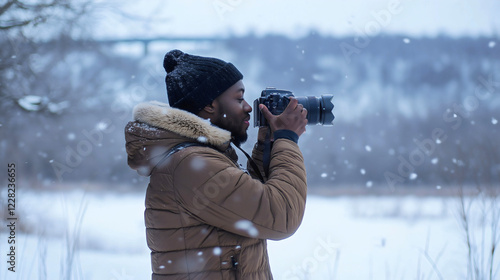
[197,136,208,143]
[17,95,47,111]
[213,247,222,256]
[1,189,496,279]
[234,220,259,237]
[4,1,499,278]
[47,101,70,114]
[190,156,206,171]
[95,121,109,131]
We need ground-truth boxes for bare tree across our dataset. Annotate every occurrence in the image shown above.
[0,0,90,30]
[0,0,99,181]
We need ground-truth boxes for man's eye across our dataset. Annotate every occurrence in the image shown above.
[237,98,244,103]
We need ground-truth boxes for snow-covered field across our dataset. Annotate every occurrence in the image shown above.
[0,188,497,280]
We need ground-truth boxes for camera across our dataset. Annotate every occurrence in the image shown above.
[253,87,335,127]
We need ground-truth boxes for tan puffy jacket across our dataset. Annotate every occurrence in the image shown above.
[125,101,307,280]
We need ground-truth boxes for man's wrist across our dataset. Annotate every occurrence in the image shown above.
[273,129,299,143]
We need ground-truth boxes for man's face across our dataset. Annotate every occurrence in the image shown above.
[211,80,252,146]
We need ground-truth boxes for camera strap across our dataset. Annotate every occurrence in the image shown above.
[262,129,272,179]
[233,143,265,183]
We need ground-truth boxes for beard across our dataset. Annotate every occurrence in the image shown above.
[212,108,249,147]
[231,130,248,147]
[212,117,248,146]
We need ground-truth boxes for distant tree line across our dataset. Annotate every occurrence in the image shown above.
[1,5,499,190]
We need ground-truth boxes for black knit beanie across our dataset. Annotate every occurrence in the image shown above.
[163,49,243,114]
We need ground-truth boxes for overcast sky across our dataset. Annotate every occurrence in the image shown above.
[92,0,500,39]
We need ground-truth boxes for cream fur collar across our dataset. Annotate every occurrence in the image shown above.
[133,101,232,147]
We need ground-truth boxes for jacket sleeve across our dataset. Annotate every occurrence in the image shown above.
[247,129,300,181]
[172,138,307,240]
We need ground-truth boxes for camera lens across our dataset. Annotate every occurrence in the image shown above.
[295,95,335,125]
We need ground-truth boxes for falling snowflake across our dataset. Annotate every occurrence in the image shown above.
[492,118,498,125]
[190,157,206,170]
[360,169,366,175]
[365,145,372,152]
[489,41,496,48]
[95,121,109,131]
[321,173,328,178]
[409,173,418,180]
[213,247,222,256]
[403,38,411,44]
[235,220,258,237]
[197,136,208,143]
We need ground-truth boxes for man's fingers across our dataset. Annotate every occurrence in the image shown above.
[301,107,308,117]
[259,104,274,120]
[285,97,299,113]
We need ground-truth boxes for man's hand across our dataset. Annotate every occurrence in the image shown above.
[259,97,308,137]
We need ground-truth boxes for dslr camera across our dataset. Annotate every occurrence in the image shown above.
[253,87,335,127]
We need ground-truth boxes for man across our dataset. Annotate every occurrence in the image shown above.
[125,49,308,279]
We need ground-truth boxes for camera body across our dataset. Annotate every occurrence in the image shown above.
[253,87,335,127]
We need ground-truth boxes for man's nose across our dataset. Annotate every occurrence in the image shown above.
[244,101,252,113]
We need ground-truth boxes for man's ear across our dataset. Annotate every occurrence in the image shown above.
[201,103,216,114]
[199,100,219,119]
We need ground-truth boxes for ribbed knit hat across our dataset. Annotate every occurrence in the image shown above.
[163,49,243,114]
